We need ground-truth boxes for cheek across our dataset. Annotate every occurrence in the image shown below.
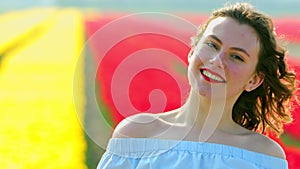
[226,69,249,95]
[193,46,216,62]
[226,65,252,85]
[188,54,203,69]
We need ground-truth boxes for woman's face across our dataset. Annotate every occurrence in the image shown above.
[188,17,263,100]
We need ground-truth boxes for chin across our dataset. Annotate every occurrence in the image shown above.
[195,85,229,100]
[190,85,211,97]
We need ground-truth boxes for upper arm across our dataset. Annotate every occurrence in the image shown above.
[267,138,286,159]
[112,113,160,138]
[254,134,287,159]
[111,117,131,138]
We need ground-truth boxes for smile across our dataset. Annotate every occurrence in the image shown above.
[200,69,226,83]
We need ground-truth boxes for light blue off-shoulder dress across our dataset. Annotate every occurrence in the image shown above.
[97,138,288,169]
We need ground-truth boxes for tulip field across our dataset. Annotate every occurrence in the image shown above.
[0,8,299,169]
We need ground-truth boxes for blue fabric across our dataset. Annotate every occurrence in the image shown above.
[97,138,288,169]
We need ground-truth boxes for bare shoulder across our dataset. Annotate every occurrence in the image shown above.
[112,113,168,138]
[250,133,286,159]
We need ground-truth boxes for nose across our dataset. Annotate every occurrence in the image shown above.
[208,50,225,69]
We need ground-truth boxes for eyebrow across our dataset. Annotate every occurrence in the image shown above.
[207,35,251,58]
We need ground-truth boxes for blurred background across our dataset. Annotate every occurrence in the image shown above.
[0,0,299,169]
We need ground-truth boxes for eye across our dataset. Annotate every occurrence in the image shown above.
[205,41,218,50]
[230,54,244,62]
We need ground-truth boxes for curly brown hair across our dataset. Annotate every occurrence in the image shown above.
[191,3,297,137]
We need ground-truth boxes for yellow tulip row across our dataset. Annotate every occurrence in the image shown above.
[0,8,87,169]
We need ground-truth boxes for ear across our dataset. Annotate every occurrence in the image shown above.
[244,72,264,92]
[187,49,194,63]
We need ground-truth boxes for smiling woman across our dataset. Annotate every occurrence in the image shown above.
[97,2,296,169]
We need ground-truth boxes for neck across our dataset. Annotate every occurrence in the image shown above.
[180,89,241,140]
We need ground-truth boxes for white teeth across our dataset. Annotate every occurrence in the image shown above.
[202,70,224,82]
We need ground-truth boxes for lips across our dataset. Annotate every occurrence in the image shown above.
[200,68,226,83]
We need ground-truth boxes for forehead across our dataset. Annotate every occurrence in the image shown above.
[203,17,260,56]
